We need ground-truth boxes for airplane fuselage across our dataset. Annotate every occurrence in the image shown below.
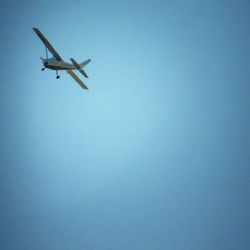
[43,57,75,71]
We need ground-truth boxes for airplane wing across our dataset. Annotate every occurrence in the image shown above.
[33,27,62,61]
[70,58,89,78]
[67,70,88,90]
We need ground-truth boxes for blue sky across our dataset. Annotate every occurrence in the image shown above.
[0,0,250,249]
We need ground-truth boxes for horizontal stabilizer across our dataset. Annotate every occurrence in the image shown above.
[70,58,89,78]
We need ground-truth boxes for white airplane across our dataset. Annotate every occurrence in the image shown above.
[33,27,91,90]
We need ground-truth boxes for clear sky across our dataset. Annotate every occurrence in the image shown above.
[0,0,249,249]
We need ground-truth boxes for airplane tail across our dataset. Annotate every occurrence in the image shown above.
[80,59,91,68]
[70,58,89,78]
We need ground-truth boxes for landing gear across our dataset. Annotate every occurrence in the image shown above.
[56,70,60,79]
[41,68,45,71]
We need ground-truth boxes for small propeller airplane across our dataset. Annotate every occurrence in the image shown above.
[33,27,91,90]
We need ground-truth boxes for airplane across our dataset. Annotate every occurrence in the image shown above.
[33,27,91,90]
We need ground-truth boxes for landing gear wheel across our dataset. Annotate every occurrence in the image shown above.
[56,70,60,79]
[41,68,45,71]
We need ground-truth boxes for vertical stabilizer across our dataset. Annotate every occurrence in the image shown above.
[80,59,91,68]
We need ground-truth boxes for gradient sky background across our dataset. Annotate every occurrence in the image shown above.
[0,0,249,249]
